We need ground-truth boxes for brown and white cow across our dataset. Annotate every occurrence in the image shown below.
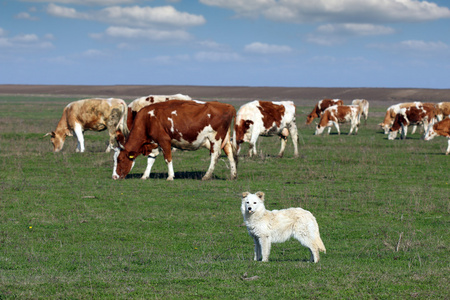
[45,98,129,153]
[351,99,369,122]
[424,118,450,155]
[112,100,237,181]
[379,102,422,134]
[233,100,299,158]
[314,105,360,135]
[388,103,436,140]
[306,99,343,125]
[434,102,450,121]
[126,94,191,129]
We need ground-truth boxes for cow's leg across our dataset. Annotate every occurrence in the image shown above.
[446,138,450,155]
[73,123,85,152]
[411,125,417,135]
[401,124,408,140]
[222,141,237,180]
[142,149,160,180]
[159,141,174,180]
[278,136,287,158]
[248,133,259,157]
[333,122,340,135]
[203,141,221,180]
[288,123,299,158]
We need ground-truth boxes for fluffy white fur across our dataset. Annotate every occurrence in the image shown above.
[241,192,326,263]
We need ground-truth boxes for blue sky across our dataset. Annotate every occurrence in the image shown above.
[1,0,450,88]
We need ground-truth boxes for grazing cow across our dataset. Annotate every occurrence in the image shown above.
[306,99,343,125]
[126,94,191,129]
[351,99,369,122]
[388,103,436,140]
[112,100,237,181]
[45,98,129,153]
[379,102,422,134]
[424,118,450,155]
[434,102,450,121]
[233,100,299,158]
[315,105,360,135]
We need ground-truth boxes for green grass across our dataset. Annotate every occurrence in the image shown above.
[0,95,448,299]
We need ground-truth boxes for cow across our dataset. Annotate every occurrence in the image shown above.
[126,94,191,129]
[306,99,343,125]
[112,100,237,181]
[314,105,360,135]
[233,100,299,158]
[45,98,129,153]
[379,102,422,134]
[351,99,369,123]
[424,118,450,155]
[434,102,450,121]
[388,103,436,140]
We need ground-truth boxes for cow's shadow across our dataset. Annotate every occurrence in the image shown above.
[125,171,220,180]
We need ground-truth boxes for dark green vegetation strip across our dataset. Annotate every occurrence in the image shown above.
[0,95,448,299]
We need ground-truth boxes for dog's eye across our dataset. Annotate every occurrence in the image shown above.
[246,202,249,204]
[254,202,257,204]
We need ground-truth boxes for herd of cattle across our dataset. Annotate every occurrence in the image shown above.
[45,94,450,180]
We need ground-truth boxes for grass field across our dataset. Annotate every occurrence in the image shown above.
[0,95,449,299]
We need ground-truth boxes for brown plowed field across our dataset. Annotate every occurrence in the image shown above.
[1,84,449,106]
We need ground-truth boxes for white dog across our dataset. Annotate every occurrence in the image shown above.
[241,192,326,263]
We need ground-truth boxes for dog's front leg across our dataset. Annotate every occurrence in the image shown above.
[253,236,262,261]
[260,236,271,262]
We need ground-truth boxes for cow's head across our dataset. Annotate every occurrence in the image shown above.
[44,130,71,152]
[314,123,325,135]
[378,122,391,134]
[423,125,437,141]
[112,147,136,180]
[234,119,253,152]
[305,112,317,125]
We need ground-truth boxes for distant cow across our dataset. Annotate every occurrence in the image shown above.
[126,94,191,129]
[315,105,360,135]
[379,102,422,134]
[45,98,129,153]
[306,99,343,125]
[388,103,436,140]
[233,100,299,158]
[434,102,450,121]
[351,99,369,122]
[112,100,237,181]
[424,118,450,155]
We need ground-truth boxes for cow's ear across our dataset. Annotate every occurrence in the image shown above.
[115,130,126,146]
[255,191,265,201]
[128,151,137,160]
[242,192,249,198]
[44,131,55,138]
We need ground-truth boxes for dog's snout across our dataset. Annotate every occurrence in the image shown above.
[248,207,252,211]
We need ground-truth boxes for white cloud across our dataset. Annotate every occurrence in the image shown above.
[47,3,89,19]
[15,12,39,21]
[307,23,395,46]
[200,0,450,23]
[316,23,395,36]
[244,42,292,54]
[101,26,191,41]
[24,0,137,5]
[0,31,54,50]
[369,40,449,52]
[46,4,205,28]
[194,51,242,62]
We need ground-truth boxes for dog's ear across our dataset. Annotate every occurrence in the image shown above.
[242,192,249,198]
[255,191,265,201]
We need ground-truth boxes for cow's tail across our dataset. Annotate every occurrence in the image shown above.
[117,99,130,138]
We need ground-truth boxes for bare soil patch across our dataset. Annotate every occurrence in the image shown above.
[1,84,449,106]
